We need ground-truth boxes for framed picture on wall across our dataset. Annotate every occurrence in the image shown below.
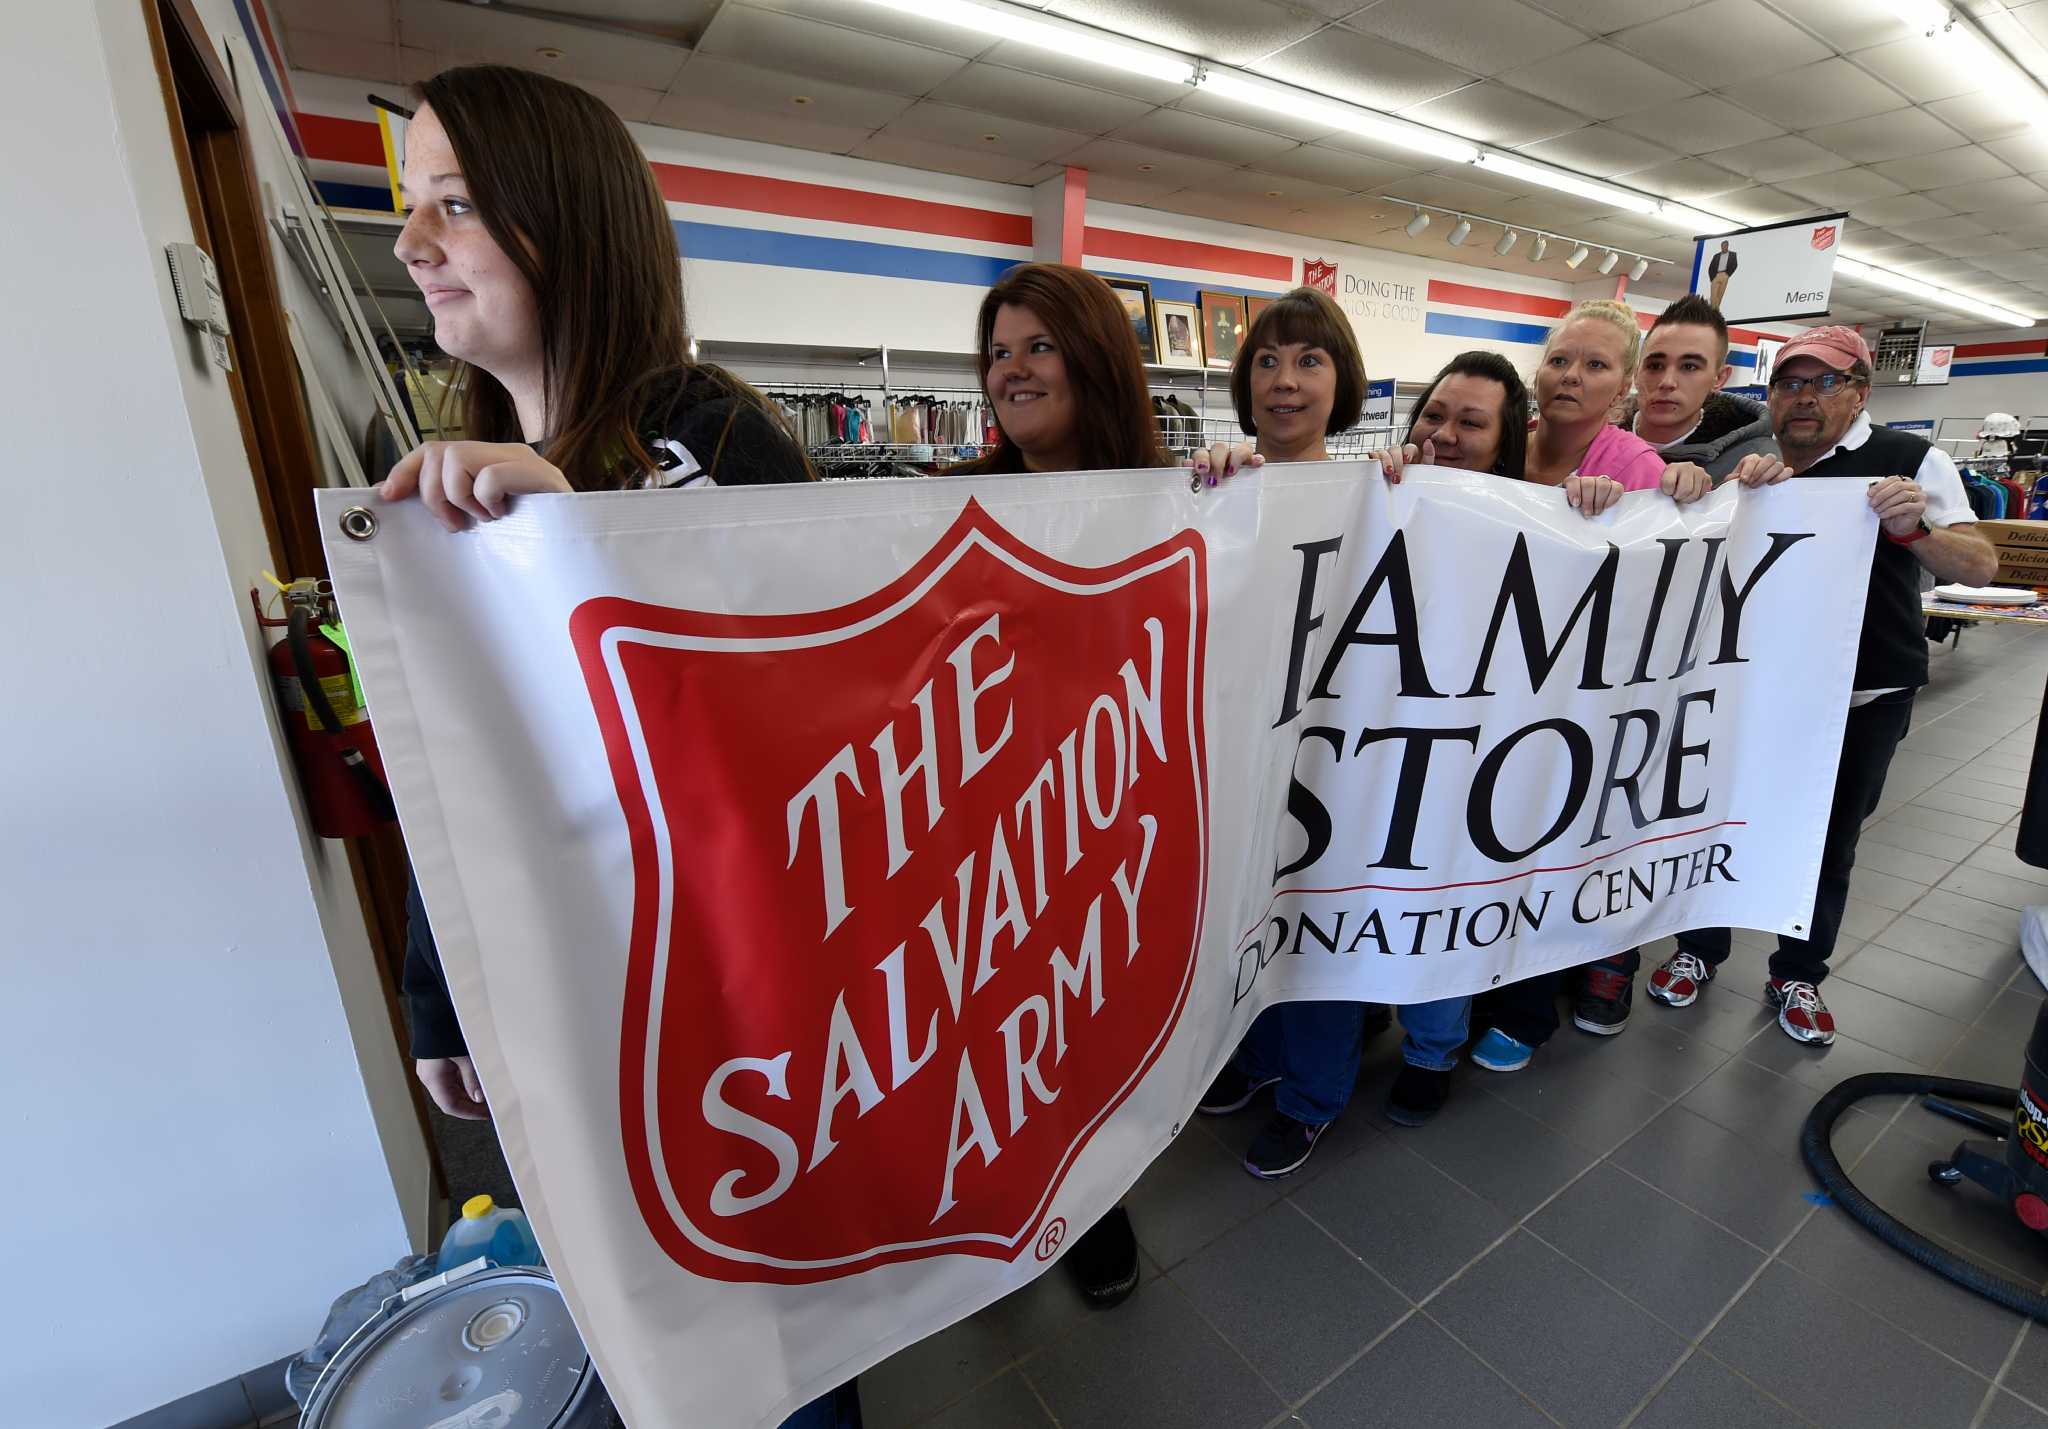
[1152,300,1204,369]
[1200,290,1247,370]
[1103,277,1157,363]
[1245,294,1274,328]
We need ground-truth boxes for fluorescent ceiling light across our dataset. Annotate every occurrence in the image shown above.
[1405,209,1431,237]
[1657,203,1738,236]
[1448,217,1472,245]
[847,0,1195,83]
[1199,70,1480,164]
[1494,229,1519,256]
[1882,1,2048,130]
[1836,255,2035,327]
[1475,152,1659,215]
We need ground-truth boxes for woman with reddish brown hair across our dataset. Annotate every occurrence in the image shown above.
[953,262,1253,485]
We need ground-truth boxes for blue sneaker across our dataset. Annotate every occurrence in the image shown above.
[1470,1027,1534,1073]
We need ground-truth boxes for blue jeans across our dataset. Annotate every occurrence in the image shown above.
[1234,1001,1364,1125]
[1398,996,1472,1071]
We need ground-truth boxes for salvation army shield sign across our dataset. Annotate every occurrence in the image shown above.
[570,501,1209,1284]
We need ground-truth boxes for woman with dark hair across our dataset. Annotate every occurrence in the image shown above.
[949,261,1257,1307]
[374,66,854,1429]
[1229,285,1365,464]
[1376,350,1532,478]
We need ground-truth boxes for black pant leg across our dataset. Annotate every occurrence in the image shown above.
[1675,927,1732,967]
[1772,692,1916,985]
[1479,969,1563,1047]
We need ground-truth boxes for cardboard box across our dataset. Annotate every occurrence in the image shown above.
[1979,519,2048,552]
[1994,555,2048,588]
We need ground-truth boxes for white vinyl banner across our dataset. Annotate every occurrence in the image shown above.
[320,465,1874,1428]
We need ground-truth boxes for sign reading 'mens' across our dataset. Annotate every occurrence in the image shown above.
[571,503,1209,1283]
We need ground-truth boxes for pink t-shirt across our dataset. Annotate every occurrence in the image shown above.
[1575,423,1667,491]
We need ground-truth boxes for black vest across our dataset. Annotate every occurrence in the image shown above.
[1798,422,1932,691]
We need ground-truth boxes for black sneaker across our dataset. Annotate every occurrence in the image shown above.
[1243,1111,1328,1179]
[1385,1063,1452,1127]
[1573,965,1633,1036]
[1062,1205,1139,1307]
[1198,1063,1279,1115]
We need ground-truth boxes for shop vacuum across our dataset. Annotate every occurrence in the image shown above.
[1800,687,2048,1321]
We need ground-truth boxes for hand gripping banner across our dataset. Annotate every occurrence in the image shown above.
[321,465,1874,1427]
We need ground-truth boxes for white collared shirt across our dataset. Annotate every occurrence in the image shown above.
[1805,413,1978,701]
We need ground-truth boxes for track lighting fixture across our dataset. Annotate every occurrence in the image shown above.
[1597,250,1620,274]
[1405,209,1431,237]
[1530,233,1548,261]
[1628,256,1650,282]
[1494,229,1519,256]
[1447,216,1472,246]
[1564,243,1590,269]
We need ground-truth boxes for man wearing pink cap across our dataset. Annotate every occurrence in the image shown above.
[1646,325,1995,1045]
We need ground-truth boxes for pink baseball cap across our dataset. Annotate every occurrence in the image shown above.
[1773,324,1871,374]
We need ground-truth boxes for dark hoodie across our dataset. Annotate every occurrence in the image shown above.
[1624,391,1776,481]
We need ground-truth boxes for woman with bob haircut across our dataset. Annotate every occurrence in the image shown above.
[1227,285,1364,463]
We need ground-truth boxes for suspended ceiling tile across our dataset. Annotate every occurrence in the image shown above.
[1765,0,1917,52]
[1804,107,1967,164]
[1715,59,1907,132]
[1925,174,2048,215]
[1397,80,1588,147]
[1083,171,1182,204]
[1712,184,1815,223]
[2011,0,2048,47]
[570,79,668,123]
[1519,0,1697,36]
[736,0,993,57]
[1700,134,1851,183]
[665,55,915,130]
[1195,167,1353,205]
[1939,232,2026,255]
[1254,28,1478,113]
[1343,0,1584,79]
[1924,91,2033,144]
[876,101,1093,163]
[1058,137,1239,189]
[650,93,874,154]
[533,0,721,40]
[1251,143,1417,191]
[1885,214,1991,243]
[1476,192,1623,230]
[1978,250,2048,278]
[925,62,1154,136]
[1850,191,1956,224]
[1610,0,1830,88]
[1977,201,2048,233]
[1110,107,1301,165]
[1848,34,1985,104]
[1517,124,1677,178]
[1871,145,2017,191]
[1042,0,1328,66]
[1608,94,1783,154]
[1984,129,2048,176]
[1906,256,1999,282]
[1782,166,1908,207]
[396,0,692,90]
[278,0,393,45]
[1498,42,1697,123]
[846,132,1047,183]
[1616,156,1754,201]
[1385,171,1529,211]
[697,5,970,94]
[284,32,402,83]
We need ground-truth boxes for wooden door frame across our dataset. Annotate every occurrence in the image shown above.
[145,0,442,1201]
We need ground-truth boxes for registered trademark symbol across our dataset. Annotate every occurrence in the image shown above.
[1035,1218,1068,1261]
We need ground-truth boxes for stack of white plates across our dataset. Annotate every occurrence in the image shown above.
[1933,585,2037,606]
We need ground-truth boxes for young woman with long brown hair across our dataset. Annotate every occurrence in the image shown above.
[373,65,856,1429]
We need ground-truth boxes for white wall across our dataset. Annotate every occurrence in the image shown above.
[0,4,418,1423]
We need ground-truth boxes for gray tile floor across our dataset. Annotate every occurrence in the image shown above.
[861,621,2048,1429]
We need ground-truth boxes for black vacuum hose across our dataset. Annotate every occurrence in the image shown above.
[1800,1071,2048,1323]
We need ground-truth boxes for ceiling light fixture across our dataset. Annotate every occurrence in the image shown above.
[1405,209,1431,237]
[1199,69,1480,164]
[1657,203,1737,236]
[1882,1,2048,131]
[1475,152,1659,215]
[1564,243,1591,270]
[1597,250,1619,274]
[846,0,1196,84]
[1836,256,2035,327]
[1447,217,1472,246]
[1530,233,1548,261]
[1628,256,1650,281]
[1494,229,1519,256]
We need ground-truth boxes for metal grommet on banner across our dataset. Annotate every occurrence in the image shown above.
[1188,472,1202,493]
[339,506,379,542]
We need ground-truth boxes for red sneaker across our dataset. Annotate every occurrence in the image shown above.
[1766,978,1836,1045]
[1648,951,1715,1008]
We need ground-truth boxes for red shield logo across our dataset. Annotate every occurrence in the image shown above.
[1931,348,1951,368]
[572,501,1209,1283]
[1304,258,1338,295]
[1811,225,1837,250]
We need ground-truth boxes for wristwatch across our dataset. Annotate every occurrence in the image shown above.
[1887,520,1931,545]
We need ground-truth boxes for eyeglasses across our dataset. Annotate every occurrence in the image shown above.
[1768,372,1858,396]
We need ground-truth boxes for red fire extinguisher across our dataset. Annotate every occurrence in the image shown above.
[255,578,396,838]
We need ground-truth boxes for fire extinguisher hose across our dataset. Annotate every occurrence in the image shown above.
[1801,1072,2048,1324]
[287,603,397,825]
